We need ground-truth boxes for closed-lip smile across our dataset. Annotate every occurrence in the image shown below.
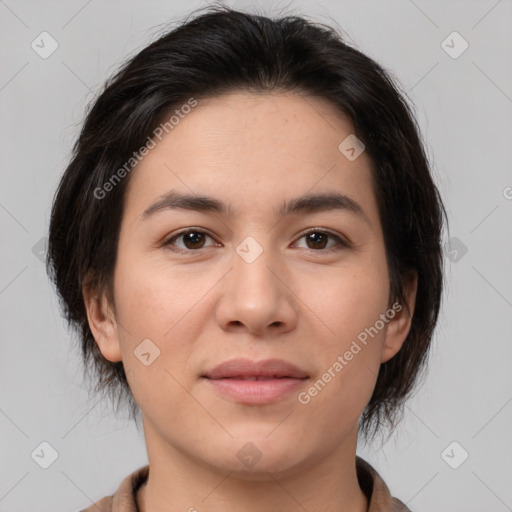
[202,358,309,404]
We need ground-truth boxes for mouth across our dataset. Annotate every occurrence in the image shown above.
[216,376,298,380]
[202,357,309,380]
[202,358,309,404]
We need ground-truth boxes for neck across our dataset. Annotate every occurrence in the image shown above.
[137,420,368,512]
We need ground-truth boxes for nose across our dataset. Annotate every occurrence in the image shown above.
[215,242,298,337]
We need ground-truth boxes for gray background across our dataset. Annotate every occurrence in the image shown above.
[1,0,511,510]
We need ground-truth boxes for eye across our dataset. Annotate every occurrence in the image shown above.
[163,229,218,253]
[293,229,349,252]
[163,228,349,254]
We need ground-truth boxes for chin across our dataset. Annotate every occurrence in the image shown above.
[199,432,315,481]
[218,453,309,482]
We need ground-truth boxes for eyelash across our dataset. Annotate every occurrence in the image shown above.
[162,228,350,254]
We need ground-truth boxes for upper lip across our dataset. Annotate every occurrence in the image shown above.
[203,358,309,379]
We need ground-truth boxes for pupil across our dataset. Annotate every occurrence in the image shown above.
[308,232,327,249]
[185,232,204,248]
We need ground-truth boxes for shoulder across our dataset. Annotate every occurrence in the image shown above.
[77,465,149,512]
[356,456,412,512]
[78,495,113,512]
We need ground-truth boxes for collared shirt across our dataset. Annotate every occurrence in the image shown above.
[79,456,411,512]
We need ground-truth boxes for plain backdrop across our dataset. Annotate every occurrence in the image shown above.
[1,0,511,511]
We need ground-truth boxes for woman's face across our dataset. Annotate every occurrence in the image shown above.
[86,91,416,478]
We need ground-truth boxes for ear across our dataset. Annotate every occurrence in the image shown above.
[82,284,122,363]
[380,270,418,364]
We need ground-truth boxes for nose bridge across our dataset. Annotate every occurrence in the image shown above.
[232,234,281,304]
[216,234,297,334]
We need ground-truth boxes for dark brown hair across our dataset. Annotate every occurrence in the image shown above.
[47,4,447,442]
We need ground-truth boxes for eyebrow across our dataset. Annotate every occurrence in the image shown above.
[140,190,371,226]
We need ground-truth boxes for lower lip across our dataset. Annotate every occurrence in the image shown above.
[205,377,308,404]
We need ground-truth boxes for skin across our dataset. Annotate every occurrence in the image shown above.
[84,91,417,512]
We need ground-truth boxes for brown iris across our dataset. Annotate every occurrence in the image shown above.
[305,232,329,249]
[181,231,207,249]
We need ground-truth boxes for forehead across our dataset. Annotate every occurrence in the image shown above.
[175,90,357,156]
[122,91,380,229]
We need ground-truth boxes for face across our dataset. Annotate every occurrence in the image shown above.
[85,91,416,479]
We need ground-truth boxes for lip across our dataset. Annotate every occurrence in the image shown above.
[203,358,309,379]
[202,358,309,405]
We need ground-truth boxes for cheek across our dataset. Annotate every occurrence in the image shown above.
[298,263,390,349]
[111,254,203,392]
[113,252,195,337]
[294,261,389,412]
[114,261,206,418]
[298,337,382,430]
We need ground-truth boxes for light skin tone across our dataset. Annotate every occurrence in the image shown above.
[84,91,417,512]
